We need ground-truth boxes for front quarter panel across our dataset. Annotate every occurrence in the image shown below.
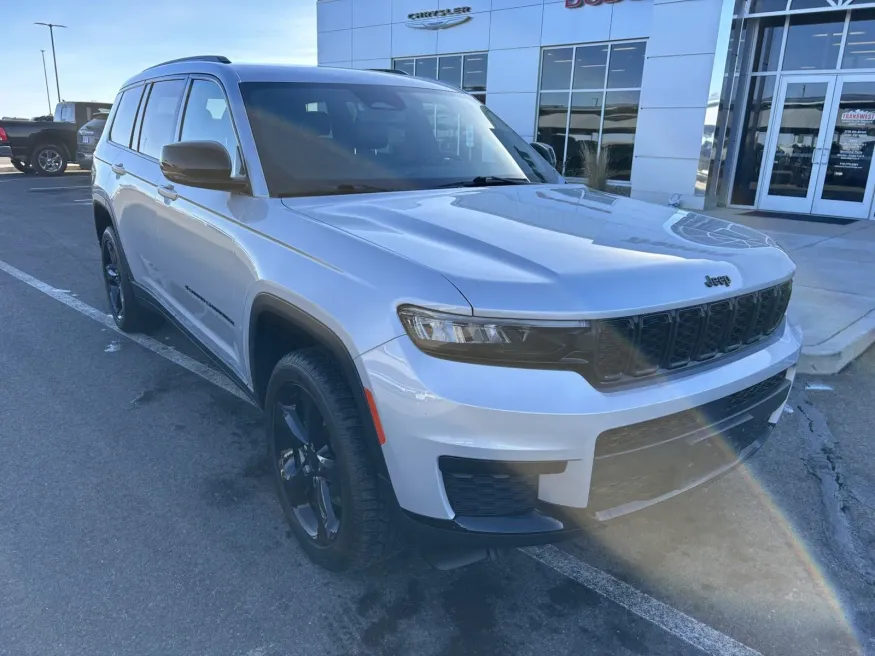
[239,201,473,387]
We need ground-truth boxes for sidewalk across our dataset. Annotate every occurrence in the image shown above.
[707,208,875,374]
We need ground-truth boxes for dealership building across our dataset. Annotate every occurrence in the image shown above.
[317,0,875,221]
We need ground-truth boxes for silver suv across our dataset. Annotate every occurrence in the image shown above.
[92,56,802,571]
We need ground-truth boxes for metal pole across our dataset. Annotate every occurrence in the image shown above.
[34,23,66,104]
[48,25,60,103]
[40,50,52,114]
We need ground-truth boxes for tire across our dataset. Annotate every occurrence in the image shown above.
[31,143,68,176]
[100,227,161,333]
[11,159,34,174]
[266,347,399,571]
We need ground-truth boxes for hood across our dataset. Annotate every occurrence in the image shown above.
[283,185,794,319]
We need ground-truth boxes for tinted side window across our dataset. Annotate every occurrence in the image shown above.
[180,79,242,175]
[109,86,144,147]
[137,80,186,160]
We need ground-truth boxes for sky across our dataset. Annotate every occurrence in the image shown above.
[1,0,316,119]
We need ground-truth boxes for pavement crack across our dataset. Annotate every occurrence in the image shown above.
[794,392,875,586]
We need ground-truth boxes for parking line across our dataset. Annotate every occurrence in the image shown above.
[0,258,247,403]
[0,256,763,656]
[523,545,762,656]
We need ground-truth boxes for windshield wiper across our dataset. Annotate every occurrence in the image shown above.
[278,183,393,198]
[434,176,531,189]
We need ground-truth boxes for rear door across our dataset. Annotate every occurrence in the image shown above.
[152,76,252,375]
[126,78,188,305]
[100,83,162,292]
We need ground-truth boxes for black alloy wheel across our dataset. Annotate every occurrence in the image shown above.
[273,382,342,546]
[102,236,124,323]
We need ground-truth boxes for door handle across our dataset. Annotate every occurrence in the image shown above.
[111,163,126,175]
[158,185,178,201]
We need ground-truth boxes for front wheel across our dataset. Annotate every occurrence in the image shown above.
[31,144,68,176]
[266,348,399,571]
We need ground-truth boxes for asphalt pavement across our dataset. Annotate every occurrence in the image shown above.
[0,170,872,656]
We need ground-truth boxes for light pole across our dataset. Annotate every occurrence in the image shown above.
[34,22,66,104]
[40,49,52,114]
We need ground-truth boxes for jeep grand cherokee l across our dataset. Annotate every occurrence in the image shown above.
[91,56,801,571]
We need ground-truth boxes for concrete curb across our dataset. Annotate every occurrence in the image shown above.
[799,309,875,375]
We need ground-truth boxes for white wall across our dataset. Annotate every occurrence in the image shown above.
[316,0,724,206]
[631,0,726,208]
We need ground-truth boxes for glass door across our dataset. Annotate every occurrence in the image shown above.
[811,75,875,220]
[758,75,837,214]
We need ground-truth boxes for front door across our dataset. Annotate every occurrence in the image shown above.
[810,75,875,219]
[759,74,875,219]
[759,75,836,214]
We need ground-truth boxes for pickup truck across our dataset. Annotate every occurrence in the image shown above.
[0,101,111,175]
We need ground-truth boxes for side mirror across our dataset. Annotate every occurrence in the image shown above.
[160,141,248,192]
[530,141,557,169]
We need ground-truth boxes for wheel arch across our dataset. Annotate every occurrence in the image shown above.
[28,131,72,159]
[248,293,394,483]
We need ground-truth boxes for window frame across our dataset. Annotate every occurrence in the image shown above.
[536,38,647,185]
[133,76,188,161]
[177,74,249,179]
[107,84,146,149]
[392,51,489,100]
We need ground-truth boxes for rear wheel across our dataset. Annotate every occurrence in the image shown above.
[266,348,399,571]
[100,227,161,333]
[31,144,68,176]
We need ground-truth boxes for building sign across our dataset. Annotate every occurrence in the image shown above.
[406,7,472,29]
[840,110,875,126]
[565,0,643,8]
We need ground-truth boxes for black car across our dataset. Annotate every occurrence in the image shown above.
[0,101,111,175]
[76,111,109,170]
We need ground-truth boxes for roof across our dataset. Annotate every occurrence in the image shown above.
[120,58,456,93]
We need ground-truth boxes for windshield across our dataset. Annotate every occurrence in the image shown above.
[239,82,560,197]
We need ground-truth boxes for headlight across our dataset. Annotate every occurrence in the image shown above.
[397,305,593,369]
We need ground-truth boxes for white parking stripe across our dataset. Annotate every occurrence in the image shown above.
[0,258,248,403]
[0,256,763,656]
[28,185,91,192]
[523,545,762,655]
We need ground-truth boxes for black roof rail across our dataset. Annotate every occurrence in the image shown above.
[146,55,231,70]
[368,68,408,75]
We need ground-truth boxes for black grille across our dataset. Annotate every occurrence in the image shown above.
[441,472,537,516]
[594,371,788,458]
[591,281,792,385]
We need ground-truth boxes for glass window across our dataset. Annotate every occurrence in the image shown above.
[790,0,830,8]
[601,90,640,182]
[536,92,570,170]
[54,103,75,123]
[137,80,186,159]
[607,42,646,88]
[782,13,844,71]
[415,57,437,80]
[572,45,608,90]
[748,0,788,12]
[239,82,559,196]
[394,54,489,98]
[180,79,242,175]
[463,54,487,92]
[109,86,144,147]
[538,40,645,180]
[843,9,875,69]
[731,76,776,205]
[564,92,603,177]
[753,16,785,72]
[541,48,573,90]
[394,59,415,76]
[438,55,463,88]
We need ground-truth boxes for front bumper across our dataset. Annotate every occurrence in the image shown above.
[359,318,801,545]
